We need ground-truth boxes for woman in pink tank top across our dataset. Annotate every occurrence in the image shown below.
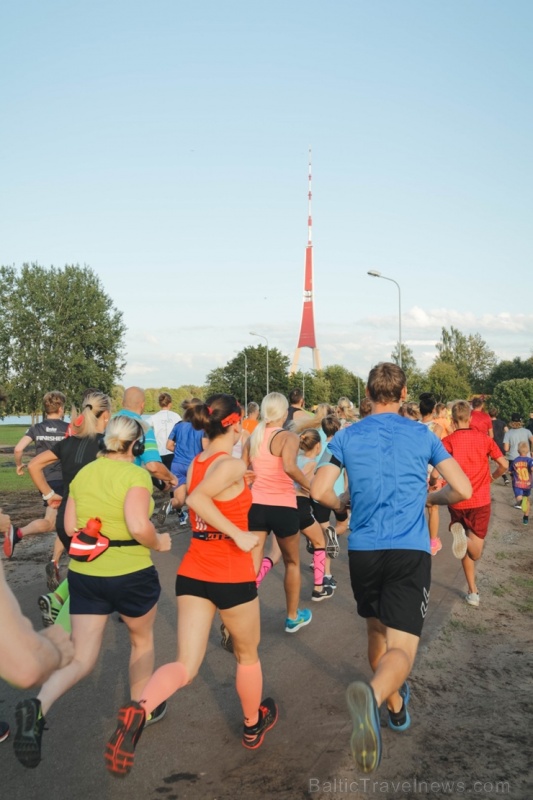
[243,392,313,634]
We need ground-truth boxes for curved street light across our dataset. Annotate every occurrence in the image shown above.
[250,331,269,394]
[367,270,402,368]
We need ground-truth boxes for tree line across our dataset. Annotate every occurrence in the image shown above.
[1,264,532,423]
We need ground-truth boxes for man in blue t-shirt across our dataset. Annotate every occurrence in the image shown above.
[311,363,471,775]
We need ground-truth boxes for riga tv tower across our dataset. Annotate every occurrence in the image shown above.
[290,148,322,374]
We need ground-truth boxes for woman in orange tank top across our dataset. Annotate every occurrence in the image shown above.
[105,395,278,777]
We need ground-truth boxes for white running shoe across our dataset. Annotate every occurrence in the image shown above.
[450,522,468,559]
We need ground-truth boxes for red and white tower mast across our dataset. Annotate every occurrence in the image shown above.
[290,148,322,374]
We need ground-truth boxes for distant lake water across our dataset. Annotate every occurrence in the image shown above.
[0,414,153,426]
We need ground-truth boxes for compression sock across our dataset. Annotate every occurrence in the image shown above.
[140,662,189,715]
[54,596,71,633]
[53,579,70,604]
[256,557,273,588]
[313,548,326,587]
[236,661,263,727]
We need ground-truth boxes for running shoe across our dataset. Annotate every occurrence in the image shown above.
[242,698,278,749]
[387,680,411,731]
[323,575,337,589]
[178,509,189,527]
[305,537,315,555]
[430,537,443,556]
[144,701,167,728]
[523,516,529,525]
[3,525,19,559]
[156,501,173,526]
[284,608,312,633]
[13,698,47,768]
[45,561,60,592]
[346,681,382,774]
[513,503,522,510]
[324,525,340,559]
[465,592,480,607]
[312,584,334,602]
[220,623,234,653]
[105,701,146,778]
[450,522,468,559]
[0,721,9,743]
[503,476,509,485]
[38,594,63,628]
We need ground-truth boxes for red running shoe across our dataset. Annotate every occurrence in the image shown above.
[105,702,146,777]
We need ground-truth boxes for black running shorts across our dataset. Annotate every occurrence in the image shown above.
[297,496,315,531]
[248,503,300,539]
[175,574,257,609]
[68,566,161,618]
[348,550,431,637]
[310,499,348,525]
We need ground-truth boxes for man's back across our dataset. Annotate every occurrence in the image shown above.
[442,428,501,508]
[328,414,449,552]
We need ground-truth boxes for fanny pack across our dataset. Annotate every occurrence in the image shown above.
[69,517,140,562]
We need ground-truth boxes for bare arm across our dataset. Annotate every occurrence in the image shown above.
[426,458,472,507]
[187,457,259,553]
[310,463,344,511]
[14,435,33,474]
[124,488,171,551]
[145,460,178,487]
[27,450,63,507]
[273,431,311,490]
[491,455,508,481]
[0,559,74,688]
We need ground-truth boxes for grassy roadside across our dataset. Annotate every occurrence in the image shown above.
[0,426,35,492]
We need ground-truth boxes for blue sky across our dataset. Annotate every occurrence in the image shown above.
[1,1,532,390]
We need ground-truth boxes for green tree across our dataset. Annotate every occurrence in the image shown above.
[425,361,471,403]
[321,365,359,403]
[491,379,533,422]
[204,347,290,405]
[0,264,126,416]
[435,326,497,393]
[486,357,533,394]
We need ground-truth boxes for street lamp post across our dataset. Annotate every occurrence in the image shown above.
[367,270,402,368]
[250,331,269,395]
[243,352,248,413]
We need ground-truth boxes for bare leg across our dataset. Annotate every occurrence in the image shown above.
[120,605,158,701]
[38,614,108,715]
[366,619,419,712]
[462,530,484,595]
[20,506,57,537]
[276,533,301,619]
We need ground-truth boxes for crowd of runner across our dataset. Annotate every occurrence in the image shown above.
[1,368,532,775]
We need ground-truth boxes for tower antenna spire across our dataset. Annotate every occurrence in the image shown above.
[290,147,322,375]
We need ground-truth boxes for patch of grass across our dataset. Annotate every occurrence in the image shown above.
[517,601,533,614]
[495,551,510,560]
[511,576,533,590]
[449,618,487,635]
[0,424,28,447]
[0,456,34,492]
[492,586,505,597]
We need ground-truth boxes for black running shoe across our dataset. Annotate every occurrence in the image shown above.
[105,702,146,778]
[14,698,47,768]
[312,584,334,602]
[242,698,278,749]
[305,537,315,555]
[38,594,62,628]
[0,721,9,743]
[144,701,167,728]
